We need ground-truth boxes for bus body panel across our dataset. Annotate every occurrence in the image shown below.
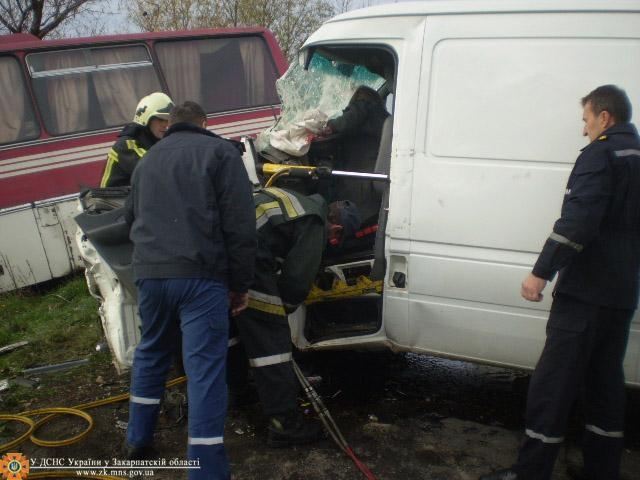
[0,28,286,292]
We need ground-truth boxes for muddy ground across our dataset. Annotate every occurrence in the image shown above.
[5,351,640,479]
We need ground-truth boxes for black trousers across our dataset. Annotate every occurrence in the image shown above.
[514,294,633,480]
[227,308,298,416]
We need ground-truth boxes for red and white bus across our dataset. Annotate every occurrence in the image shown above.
[0,28,286,292]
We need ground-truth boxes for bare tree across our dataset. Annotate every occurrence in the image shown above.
[334,0,352,13]
[126,0,334,60]
[209,0,241,27]
[127,0,205,32]
[0,0,99,38]
[227,0,335,60]
[270,0,335,58]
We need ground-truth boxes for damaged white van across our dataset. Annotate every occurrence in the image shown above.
[76,0,640,386]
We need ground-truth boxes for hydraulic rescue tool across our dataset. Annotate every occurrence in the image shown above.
[260,163,389,188]
[293,360,378,480]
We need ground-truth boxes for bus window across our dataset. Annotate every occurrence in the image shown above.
[156,36,279,113]
[27,45,162,135]
[0,56,39,144]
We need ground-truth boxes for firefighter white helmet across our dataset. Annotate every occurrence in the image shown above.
[133,92,174,126]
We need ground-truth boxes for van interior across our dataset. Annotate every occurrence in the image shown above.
[250,46,397,344]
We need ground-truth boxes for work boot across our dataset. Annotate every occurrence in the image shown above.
[267,411,323,448]
[123,442,158,460]
[478,469,519,480]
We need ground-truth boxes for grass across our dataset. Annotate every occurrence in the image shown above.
[0,274,115,410]
[0,274,102,374]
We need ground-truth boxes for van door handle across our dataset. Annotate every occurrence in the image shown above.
[392,272,406,288]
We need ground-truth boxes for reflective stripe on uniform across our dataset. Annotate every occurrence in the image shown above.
[614,149,640,158]
[228,337,240,347]
[549,232,583,252]
[248,289,286,315]
[256,201,282,230]
[188,436,224,445]
[264,187,306,218]
[525,428,564,444]
[130,395,161,405]
[126,139,147,158]
[100,148,120,187]
[586,424,624,438]
[249,352,292,367]
[248,298,286,315]
[249,289,283,305]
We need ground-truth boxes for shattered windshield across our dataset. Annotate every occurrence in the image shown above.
[256,51,386,152]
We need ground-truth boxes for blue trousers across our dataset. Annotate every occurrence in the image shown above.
[128,278,230,480]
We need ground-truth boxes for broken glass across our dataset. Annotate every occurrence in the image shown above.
[256,51,385,152]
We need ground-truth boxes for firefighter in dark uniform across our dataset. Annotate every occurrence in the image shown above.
[100,92,174,187]
[227,187,361,447]
[480,86,640,480]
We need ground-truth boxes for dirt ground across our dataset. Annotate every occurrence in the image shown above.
[5,351,640,480]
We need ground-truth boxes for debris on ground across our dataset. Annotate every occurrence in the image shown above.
[0,376,39,392]
[23,358,90,375]
[12,377,39,389]
[0,340,29,355]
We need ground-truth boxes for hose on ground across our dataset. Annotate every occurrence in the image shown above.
[0,376,186,451]
[292,360,378,480]
[3,366,378,480]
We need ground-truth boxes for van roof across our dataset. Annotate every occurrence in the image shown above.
[329,0,640,23]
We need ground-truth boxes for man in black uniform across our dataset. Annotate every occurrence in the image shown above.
[480,86,640,480]
[227,189,361,447]
[100,92,174,187]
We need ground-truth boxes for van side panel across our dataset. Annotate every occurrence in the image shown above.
[401,12,640,384]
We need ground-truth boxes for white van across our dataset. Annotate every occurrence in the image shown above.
[77,0,640,386]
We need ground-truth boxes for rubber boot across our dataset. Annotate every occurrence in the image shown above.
[123,442,158,460]
[266,411,323,447]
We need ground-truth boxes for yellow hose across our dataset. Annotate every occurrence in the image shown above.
[0,413,35,450]
[0,376,187,451]
[27,407,94,448]
[264,168,291,187]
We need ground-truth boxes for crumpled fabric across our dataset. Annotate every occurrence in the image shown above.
[270,109,328,157]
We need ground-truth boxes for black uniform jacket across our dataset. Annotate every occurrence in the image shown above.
[100,123,159,187]
[328,98,388,139]
[125,123,256,293]
[251,188,327,313]
[533,123,640,309]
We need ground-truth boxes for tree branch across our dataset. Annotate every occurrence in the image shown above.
[40,0,90,37]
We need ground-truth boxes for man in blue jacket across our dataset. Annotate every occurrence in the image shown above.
[124,101,255,480]
[480,86,640,480]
